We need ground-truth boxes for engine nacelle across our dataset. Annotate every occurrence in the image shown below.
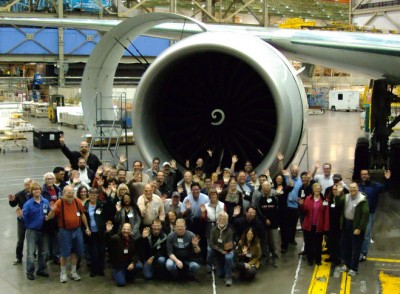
[134,31,307,173]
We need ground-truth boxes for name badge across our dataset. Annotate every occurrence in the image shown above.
[245,191,250,196]
[323,201,328,206]
[267,198,272,203]
[95,209,102,215]
[246,253,252,258]
[127,213,133,218]
[43,209,48,214]
[157,245,161,250]
[353,204,357,207]
[218,238,223,243]
[331,204,336,208]
[124,249,128,254]
[177,238,183,243]
[76,212,81,217]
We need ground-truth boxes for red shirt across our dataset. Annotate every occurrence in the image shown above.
[54,198,85,229]
[301,196,329,233]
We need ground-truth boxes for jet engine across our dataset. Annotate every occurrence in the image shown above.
[133,31,307,173]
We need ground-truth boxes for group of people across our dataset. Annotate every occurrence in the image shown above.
[7,136,390,286]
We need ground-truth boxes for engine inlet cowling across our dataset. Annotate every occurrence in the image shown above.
[134,32,307,173]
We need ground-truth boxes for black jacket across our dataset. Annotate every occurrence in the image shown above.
[137,231,168,262]
[106,232,139,270]
[9,189,30,209]
[84,200,109,236]
[257,195,279,229]
[233,215,265,241]
[61,144,101,172]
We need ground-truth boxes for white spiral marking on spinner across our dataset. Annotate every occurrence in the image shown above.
[211,109,225,125]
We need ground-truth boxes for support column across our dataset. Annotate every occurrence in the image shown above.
[58,0,65,86]
[170,0,176,14]
[263,0,269,27]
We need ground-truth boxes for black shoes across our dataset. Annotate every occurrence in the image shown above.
[27,273,35,280]
[13,259,22,265]
[290,240,297,246]
[36,270,49,277]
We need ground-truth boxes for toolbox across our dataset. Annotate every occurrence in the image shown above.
[33,128,64,149]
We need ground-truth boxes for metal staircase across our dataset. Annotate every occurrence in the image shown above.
[88,92,128,165]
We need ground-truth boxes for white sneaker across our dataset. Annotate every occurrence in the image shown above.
[337,265,348,272]
[348,269,357,276]
[70,272,81,281]
[60,273,68,283]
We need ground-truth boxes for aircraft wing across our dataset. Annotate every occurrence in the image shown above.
[1,15,400,82]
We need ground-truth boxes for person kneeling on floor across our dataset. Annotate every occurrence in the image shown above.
[166,218,201,279]
[236,227,261,281]
[105,222,142,286]
[209,211,234,287]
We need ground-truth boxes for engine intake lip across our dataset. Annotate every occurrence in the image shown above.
[134,32,306,173]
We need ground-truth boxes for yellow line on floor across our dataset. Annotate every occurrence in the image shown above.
[339,272,351,294]
[367,257,400,263]
[379,271,400,294]
[308,259,331,294]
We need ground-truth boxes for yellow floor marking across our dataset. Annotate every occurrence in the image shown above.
[379,271,400,294]
[308,257,331,294]
[367,257,400,263]
[339,272,351,294]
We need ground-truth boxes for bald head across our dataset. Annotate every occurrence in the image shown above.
[261,181,271,195]
[144,184,153,199]
[291,165,299,177]
[121,223,132,237]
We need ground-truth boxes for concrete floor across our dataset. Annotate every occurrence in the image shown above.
[1,111,399,294]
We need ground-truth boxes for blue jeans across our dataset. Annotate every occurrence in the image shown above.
[59,228,84,257]
[361,213,375,256]
[206,244,214,267]
[214,251,234,278]
[166,259,200,278]
[143,256,166,279]
[26,229,49,274]
[112,262,142,286]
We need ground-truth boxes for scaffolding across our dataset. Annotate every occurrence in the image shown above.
[88,92,129,166]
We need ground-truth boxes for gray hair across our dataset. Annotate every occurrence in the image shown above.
[24,178,32,184]
[217,211,229,219]
[43,172,55,181]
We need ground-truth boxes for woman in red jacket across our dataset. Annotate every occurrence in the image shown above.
[299,183,329,266]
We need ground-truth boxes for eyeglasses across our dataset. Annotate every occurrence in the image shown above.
[191,188,200,191]
[45,178,54,180]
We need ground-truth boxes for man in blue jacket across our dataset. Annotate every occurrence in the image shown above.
[358,169,391,262]
[19,182,50,280]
